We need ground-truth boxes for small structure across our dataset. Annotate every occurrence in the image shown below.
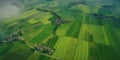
[1,31,24,44]
[34,44,55,55]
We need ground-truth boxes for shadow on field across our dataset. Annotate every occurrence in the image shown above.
[3,49,33,60]
[89,43,120,60]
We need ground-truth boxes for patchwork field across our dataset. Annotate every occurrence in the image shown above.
[0,0,120,60]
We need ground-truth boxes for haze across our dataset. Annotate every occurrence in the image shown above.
[0,0,22,20]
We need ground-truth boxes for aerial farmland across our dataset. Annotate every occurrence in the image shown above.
[0,0,120,60]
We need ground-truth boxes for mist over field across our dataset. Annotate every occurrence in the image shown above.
[0,0,22,20]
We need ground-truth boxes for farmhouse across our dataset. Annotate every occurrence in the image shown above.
[1,31,24,44]
[34,44,55,55]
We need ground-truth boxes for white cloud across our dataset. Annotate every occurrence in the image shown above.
[0,0,22,19]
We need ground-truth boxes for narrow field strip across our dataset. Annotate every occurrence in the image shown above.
[53,37,72,59]
[78,23,87,39]
[101,26,111,46]
[64,38,78,60]
[74,40,89,60]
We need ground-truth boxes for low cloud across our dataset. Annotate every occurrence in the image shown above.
[0,0,22,20]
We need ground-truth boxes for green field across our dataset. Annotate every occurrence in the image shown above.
[0,0,120,60]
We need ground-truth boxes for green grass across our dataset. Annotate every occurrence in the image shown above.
[0,43,15,56]
[64,38,78,60]
[46,36,59,48]
[53,37,72,59]
[8,41,30,52]
[28,53,41,60]
[88,43,120,60]
[29,24,53,44]
[3,49,33,60]
[39,54,51,60]
[56,23,71,36]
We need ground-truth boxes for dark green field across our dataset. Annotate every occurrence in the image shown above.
[0,0,120,60]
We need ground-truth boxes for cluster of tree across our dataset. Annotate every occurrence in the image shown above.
[34,44,55,55]
[92,13,114,19]
[0,31,24,45]
[102,5,112,8]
